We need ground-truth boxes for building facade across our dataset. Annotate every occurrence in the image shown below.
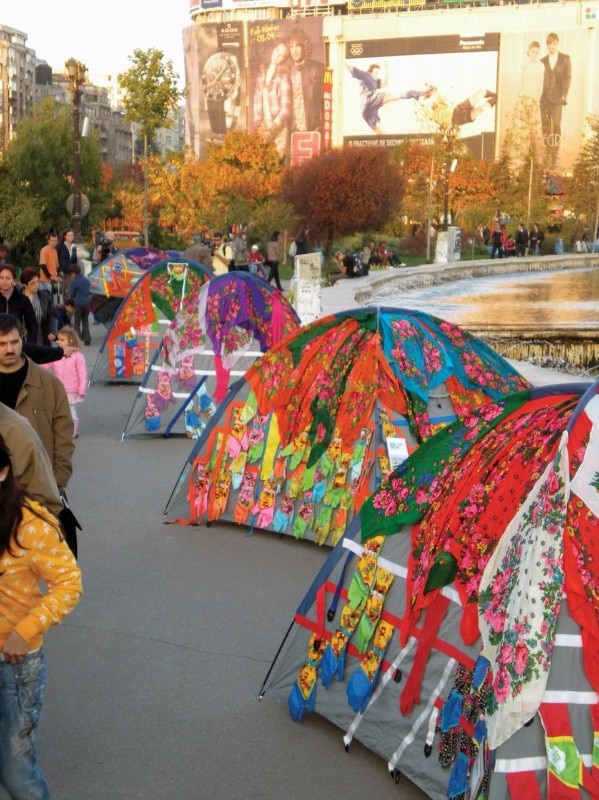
[0,24,184,164]
[183,0,599,173]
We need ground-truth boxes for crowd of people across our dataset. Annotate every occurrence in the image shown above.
[194,225,300,292]
[481,221,546,258]
[0,222,93,797]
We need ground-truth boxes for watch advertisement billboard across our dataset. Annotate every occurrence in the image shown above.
[184,22,245,153]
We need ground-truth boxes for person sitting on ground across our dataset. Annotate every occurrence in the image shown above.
[376,241,396,268]
[248,244,266,278]
[342,249,360,278]
[504,233,516,257]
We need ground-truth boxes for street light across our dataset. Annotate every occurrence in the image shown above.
[65,58,87,244]
[443,156,458,232]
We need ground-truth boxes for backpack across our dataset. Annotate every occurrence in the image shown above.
[288,240,297,258]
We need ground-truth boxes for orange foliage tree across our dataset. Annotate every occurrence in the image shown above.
[284,146,404,259]
[141,131,286,240]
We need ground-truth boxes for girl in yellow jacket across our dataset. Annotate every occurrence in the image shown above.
[0,434,82,800]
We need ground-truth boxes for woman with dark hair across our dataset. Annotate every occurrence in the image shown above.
[265,231,283,290]
[294,225,310,256]
[0,263,38,343]
[19,268,54,345]
[0,434,82,799]
[56,228,78,303]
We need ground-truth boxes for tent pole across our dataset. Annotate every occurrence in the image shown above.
[258,619,296,699]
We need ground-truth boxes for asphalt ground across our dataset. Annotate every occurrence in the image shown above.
[13,271,574,800]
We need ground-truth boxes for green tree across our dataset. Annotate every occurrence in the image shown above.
[119,48,184,246]
[284,147,403,265]
[2,97,103,264]
[570,115,599,240]
[495,96,549,227]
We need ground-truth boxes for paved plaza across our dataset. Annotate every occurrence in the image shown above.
[25,271,572,800]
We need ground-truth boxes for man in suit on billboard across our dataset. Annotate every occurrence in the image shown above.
[540,32,572,164]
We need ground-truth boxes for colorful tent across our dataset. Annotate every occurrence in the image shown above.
[89,258,212,384]
[163,307,529,544]
[122,272,301,438]
[88,247,166,298]
[260,381,599,800]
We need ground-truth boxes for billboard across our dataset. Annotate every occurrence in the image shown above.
[184,22,246,153]
[496,27,593,171]
[247,18,325,165]
[343,33,499,158]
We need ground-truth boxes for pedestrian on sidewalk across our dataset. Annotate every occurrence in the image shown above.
[265,231,283,290]
[43,326,87,439]
[69,264,91,345]
[0,433,82,800]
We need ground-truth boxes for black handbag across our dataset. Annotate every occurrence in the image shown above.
[57,489,82,558]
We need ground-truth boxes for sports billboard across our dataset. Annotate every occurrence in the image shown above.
[343,33,499,158]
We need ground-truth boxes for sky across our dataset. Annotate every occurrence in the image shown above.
[2,1,192,85]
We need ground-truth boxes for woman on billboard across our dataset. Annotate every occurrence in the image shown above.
[253,41,292,158]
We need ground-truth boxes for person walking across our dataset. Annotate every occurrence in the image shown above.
[0,433,82,800]
[529,223,545,256]
[43,326,87,439]
[490,223,504,259]
[265,231,283,290]
[19,268,54,345]
[38,229,60,297]
[515,223,529,257]
[0,314,74,492]
[56,228,78,304]
[0,265,38,343]
[69,264,91,346]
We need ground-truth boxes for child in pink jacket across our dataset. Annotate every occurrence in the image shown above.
[44,326,87,438]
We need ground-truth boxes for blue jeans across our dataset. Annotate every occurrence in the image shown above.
[0,650,49,800]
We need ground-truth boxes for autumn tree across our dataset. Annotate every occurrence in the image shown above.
[119,48,184,246]
[284,146,403,261]
[144,132,288,241]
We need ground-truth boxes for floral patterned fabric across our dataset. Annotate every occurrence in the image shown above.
[103,260,211,383]
[479,433,569,749]
[89,247,165,297]
[361,392,579,648]
[169,308,529,548]
[564,389,599,692]
[140,273,299,435]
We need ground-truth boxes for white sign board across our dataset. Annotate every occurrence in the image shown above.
[294,252,322,324]
[434,226,461,264]
[386,437,409,471]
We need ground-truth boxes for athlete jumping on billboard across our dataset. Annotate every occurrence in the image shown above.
[346,62,435,134]
[419,87,497,131]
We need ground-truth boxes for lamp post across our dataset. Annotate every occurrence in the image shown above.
[65,58,87,244]
[443,156,458,232]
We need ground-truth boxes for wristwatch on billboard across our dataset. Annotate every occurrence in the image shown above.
[201,51,241,135]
